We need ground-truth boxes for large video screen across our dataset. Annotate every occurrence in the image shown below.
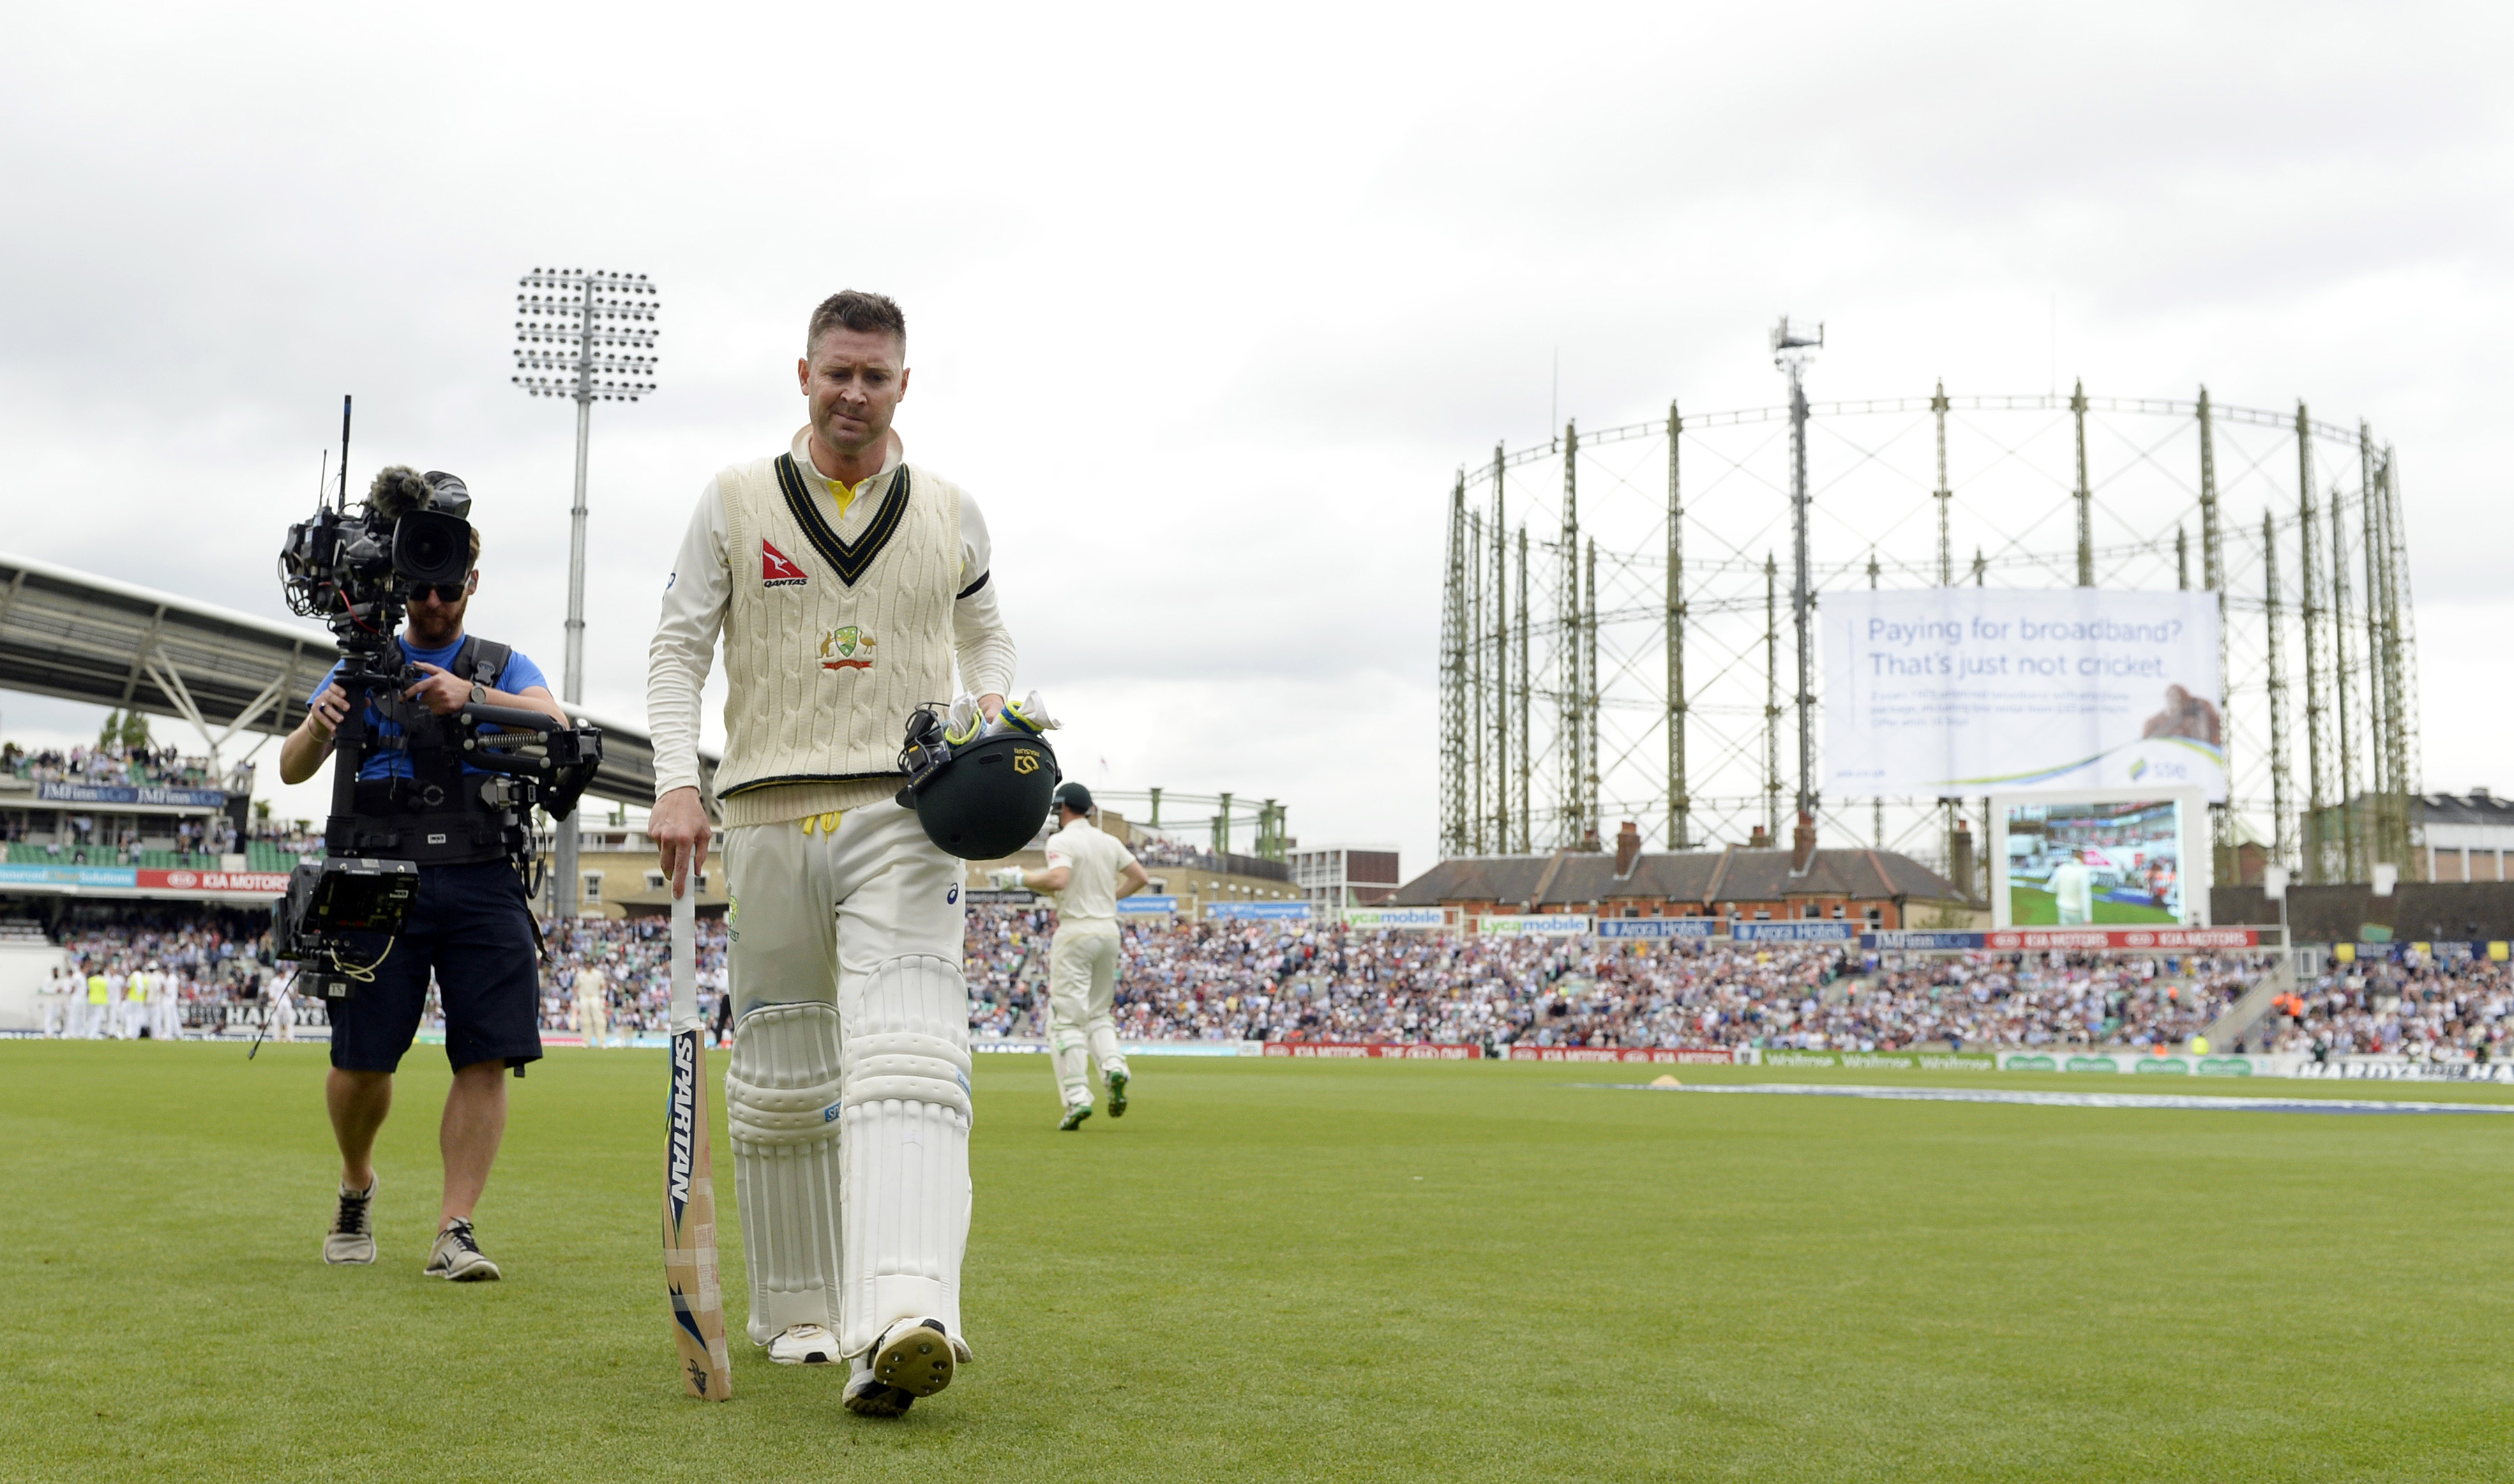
[2003,799,2185,925]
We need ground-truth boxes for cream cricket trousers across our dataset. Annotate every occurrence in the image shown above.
[577,990,607,1045]
[723,802,972,1356]
[1046,925,1126,1108]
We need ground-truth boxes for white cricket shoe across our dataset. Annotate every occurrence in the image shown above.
[769,1322,841,1366]
[423,1218,502,1281]
[843,1357,914,1419]
[324,1176,377,1265]
[870,1317,969,1398]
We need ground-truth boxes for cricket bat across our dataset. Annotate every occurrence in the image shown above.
[663,889,733,1400]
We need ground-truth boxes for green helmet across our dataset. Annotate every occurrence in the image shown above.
[894,708,1062,860]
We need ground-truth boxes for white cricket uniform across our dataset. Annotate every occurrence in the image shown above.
[40,969,72,1038]
[647,425,1016,1359]
[1042,818,1134,1110]
[153,971,181,1040]
[269,976,297,1042]
[107,971,130,1039]
[575,966,610,1047]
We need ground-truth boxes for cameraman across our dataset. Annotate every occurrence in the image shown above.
[278,515,566,1282]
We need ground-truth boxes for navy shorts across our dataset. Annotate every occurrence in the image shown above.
[327,859,543,1074]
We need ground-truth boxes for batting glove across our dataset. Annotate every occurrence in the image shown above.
[1000,690,1056,735]
[943,694,988,747]
[988,868,1025,891]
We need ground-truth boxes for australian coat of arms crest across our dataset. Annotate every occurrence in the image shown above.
[819,626,875,672]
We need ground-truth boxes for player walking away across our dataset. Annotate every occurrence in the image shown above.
[278,510,566,1280]
[648,290,1023,1418]
[575,962,610,1047]
[994,782,1150,1128]
[267,969,298,1045]
[40,963,72,1038]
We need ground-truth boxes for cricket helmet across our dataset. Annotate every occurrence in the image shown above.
[894,708,1062,860]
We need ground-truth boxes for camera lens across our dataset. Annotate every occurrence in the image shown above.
[392,510,474,586]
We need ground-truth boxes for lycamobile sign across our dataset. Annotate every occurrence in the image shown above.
[1344,907,1445,930]
[1476,914,1591,937]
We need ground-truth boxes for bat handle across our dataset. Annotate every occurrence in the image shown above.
[669,887,698,1031]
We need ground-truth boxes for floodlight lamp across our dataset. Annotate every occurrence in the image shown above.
[1770,315,1824,361]
[2261,865,2289,901]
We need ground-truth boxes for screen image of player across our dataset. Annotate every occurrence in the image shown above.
[2003,800,2184,925]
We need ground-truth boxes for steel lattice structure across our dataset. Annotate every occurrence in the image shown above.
[1436,383,2423,891]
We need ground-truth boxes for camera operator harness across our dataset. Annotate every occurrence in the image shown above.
[347,636,531,868]
[268,425,604,1006]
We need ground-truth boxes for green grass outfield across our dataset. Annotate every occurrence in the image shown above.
[5,1043,2512,1483]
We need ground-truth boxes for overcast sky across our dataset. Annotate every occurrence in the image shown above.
[3,2,2508,870]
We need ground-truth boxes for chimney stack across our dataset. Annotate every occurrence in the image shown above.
[1579,824,1602,853]
[1614,821,1641,877]
[1789,812,1818,875]
[1950,819,1977,901]
[1747,824,1772,849]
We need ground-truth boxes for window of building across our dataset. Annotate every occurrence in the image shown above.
[1752,908,1771,921]
[1831,903,1846,919]
[1865,907,1883,927]
[582,871,603,908]
[645,870,668,891]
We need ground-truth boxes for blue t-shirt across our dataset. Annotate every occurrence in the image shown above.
[310,635,551,781]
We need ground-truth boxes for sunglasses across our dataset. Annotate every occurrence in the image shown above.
[416,578,474,603]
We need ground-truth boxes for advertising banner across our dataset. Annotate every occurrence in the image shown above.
[1731,921,1861,943]
[965,888,1036,905]
[1996,1050,2282,1077]
[1823,589,2225,800]
[1594,918,1721,940]
[1505,1045,1740,1063]
[1757,1049,1996,1071]
[1343,907,1447,930]
[1982,927,2259,951]
[1262,1041,1483,1059]
[0,863,288,897]
[1205,902,1311,922]
[1475,914,1592,937]
[1864,930,1992,951]
[35,780,229,810]
[1116,895,1179,916]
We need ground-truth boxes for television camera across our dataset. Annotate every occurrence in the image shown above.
[269,397,604,1001]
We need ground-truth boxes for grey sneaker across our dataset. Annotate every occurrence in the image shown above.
[423,1218,502,1281]
[324,1176,377,1265]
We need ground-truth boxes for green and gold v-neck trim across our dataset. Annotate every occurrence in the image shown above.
[772,454,912,586]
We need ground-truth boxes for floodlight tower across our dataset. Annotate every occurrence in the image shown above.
[1771,315,1823,871]
[512,267,661,916]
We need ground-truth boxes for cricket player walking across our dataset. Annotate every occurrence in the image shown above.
[649,289,1021,1418]
[575,962,610,1048]
[993,782,1149,1128]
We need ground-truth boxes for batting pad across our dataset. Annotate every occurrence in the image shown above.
[725,1000,846,1346]
[838,953,973,1356]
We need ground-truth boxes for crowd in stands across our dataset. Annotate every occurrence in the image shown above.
[21,902,2514,1062]
[3,739,249,794]
[2264,955,2514,1062]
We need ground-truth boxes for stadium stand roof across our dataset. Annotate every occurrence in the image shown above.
[0,550,713,808]
[1390,846,1962,910]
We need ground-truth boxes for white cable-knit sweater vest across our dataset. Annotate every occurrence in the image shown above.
[714,453,961,827]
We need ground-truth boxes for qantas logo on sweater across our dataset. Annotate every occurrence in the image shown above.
[760,540,808,587]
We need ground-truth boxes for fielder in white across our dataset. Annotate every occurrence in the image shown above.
[993,782,1150,1128]
[573,963,610,1047]
[649,289,1023,1420]
[40,964,74,1038]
